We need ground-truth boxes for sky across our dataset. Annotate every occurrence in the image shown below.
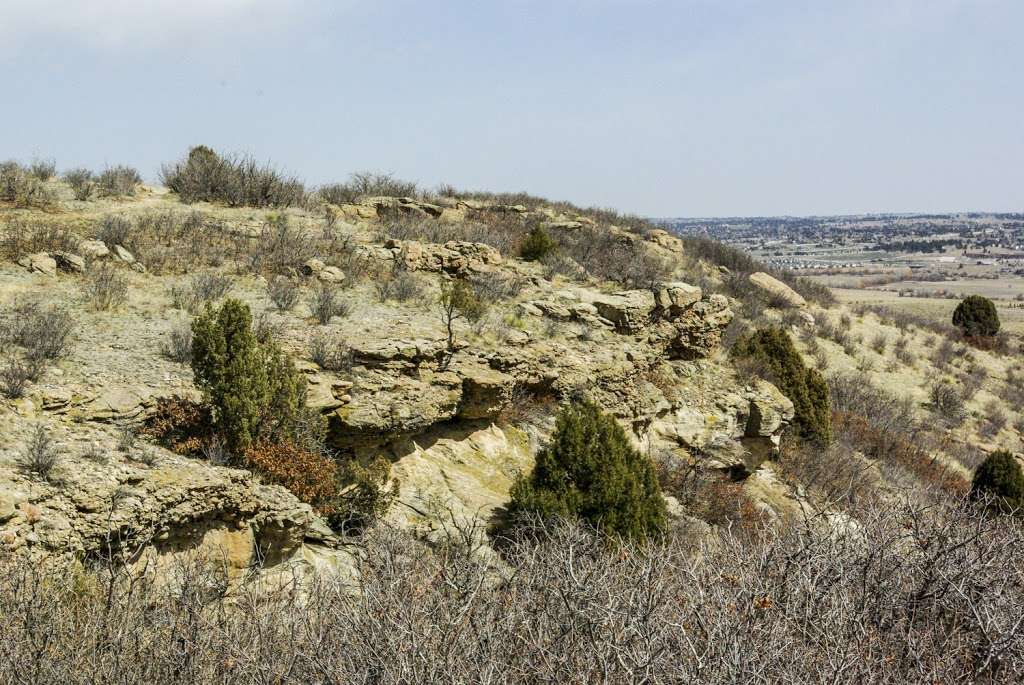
[1,0,1021,217]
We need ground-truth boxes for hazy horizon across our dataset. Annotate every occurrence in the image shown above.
[3,0,1022,218]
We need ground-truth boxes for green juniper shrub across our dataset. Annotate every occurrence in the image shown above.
[733,326,832,446]
[519,225,556,262]
[506,399,666,541]
[953,295,1000,338]
[972,449,1024,513]
[191,298,319,455]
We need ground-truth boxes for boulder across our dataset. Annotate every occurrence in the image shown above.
[80,240,110,259]
[301,258,325,276]
[743,380,795,438]
[653,282,702,312]
[329,371,463,449]
[112,244,135,264]
[317,266,345,283]
[591,290,657,333]
[661,294,733,359]
[53,251,86,273]
[16,252,57,276]
[645,229,683,252]
[387,239,501,275]
[749,272,807,308]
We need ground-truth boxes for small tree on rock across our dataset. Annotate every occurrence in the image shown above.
[732,326,832,446]
[972,449,1024,513]
[192,298,314,455]
[439,278,486,367]
[507,399,666,540]
[953,295,1000,338]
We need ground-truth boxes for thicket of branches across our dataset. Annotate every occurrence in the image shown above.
[0,496,1021,684]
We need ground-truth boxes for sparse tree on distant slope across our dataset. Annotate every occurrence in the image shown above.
[953,295,1000,338]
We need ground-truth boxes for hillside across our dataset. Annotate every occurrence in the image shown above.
[1,154,1022,682]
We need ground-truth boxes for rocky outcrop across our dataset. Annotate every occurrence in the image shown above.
[749,272,807,308]
[17,252,57,275]
[0,439,336,577]
[656,294,734,360]
[592,290,657,333]
[386,239,502,275]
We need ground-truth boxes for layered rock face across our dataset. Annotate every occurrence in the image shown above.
[0,435,343,577]
[0,194,797,575]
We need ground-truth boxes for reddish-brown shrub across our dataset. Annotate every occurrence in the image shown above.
[244,439,338,513]
[832,411,968,495]
[142,396,212,454]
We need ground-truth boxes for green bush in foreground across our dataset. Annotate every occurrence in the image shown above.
[953,295,1000,338]
[191,298,315,454]
[733,326,832,446]
[972,449,1024,513]
[507,400,665,540]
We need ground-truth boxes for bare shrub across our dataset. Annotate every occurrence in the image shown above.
[161,146,305,208]
[63,168,94,200]
[4,301,75,362]
[17,424,59,480]
[931,337,957,369]
[96,165,142,197]
[0,498,1023,682]
[28,158,56,181]
[980,400,1008,439]
[929,380,967,426]
[308,333,354,372]
[471,271,526,304]
[98,215,132,248]
[83,262,129,310]
[0,161,54,208]
[375,268,422,304]
[317,171,419,204]
[170,272,233,313]
[308,284,349,325]
[267,275,300,311]
[869,332,888,353]
[0,219,80,260]
[161,321,193,364]
[0,355,40,399]
[248,214,315,275]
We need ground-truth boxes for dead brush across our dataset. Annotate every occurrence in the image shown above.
[308,284,350,324]
[169,272,233,313]
[17,424,59,481]
[83,262,129,310]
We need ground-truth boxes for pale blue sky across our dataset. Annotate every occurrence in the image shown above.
[2,0,1021,216]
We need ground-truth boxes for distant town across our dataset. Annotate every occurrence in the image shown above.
[658,213,1024,272]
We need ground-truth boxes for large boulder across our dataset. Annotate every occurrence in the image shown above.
[16,252,57,276]
[591,290,657,333]
[329,371,463,451]
[653,282,702,312]
[53,251,86,273]
[749,272,807,308]
[80,240,110,259]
